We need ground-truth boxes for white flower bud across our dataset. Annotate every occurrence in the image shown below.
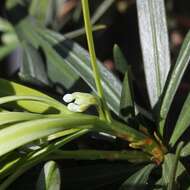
[67,103,81,112]
[63,94,74,103]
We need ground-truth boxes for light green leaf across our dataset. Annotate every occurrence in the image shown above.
[113,44,128,74]
[180,143,190,157]
[0,43,17,61]
[169,93,190,146]
[0,115,96,157]
[0,112,45,126]
[159,31,190,136]
[29,0,50,24]
[0,18,13,32]
[19,42,49,85]
[137,0,170,108]
[64,25,106,39]
[0,78,67,113]
[156,153,186,189]
[119,164,155,190]
[91,0,115,24]
[36,160,61,190]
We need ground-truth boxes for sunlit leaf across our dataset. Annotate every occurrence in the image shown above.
[137,0,170,108]
[36,160,61,190]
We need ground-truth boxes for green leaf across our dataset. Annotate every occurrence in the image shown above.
[159,31,190,136]
[64,25,106,39]
[113,44,128,74]
[19,42,49,85]
[180,143,190,157]
[120,71,135,119]
[169,93,190,146]
[0,18,13,32]
[119,164,155,190]
[36,160,61,190]
[29,0,50,24]
[0,78,67,113]
[156,153,186,189]
[36,28,122,115]
[0,43,17,61]
[91,0,115,24]
[0,130,88,190]
[15,17,79,89]
[0,115,96,157]
[0,112,45,126]
[167,142,184,190]
[136,0,170,108]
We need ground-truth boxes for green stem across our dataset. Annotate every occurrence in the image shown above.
[81,0,111,122]
[46,149,150,163]
[167,142,184,190]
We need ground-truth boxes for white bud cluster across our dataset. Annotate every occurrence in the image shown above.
[63,92,98,112]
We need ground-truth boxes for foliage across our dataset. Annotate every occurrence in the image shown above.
[0,0,190,189]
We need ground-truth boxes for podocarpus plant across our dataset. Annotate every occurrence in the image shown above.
[0,0,190,189]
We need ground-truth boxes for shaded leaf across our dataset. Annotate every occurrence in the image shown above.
[113,44,128,74]
[120,71,134,119]
[169,93,190,146]
[137,0,170,108]
[119,164,155,190]
[36,160,61,190]
[19,42,49,85]
[91,0,115,24]
[159,31,190,136]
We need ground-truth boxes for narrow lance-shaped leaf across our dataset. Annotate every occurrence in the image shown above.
[19,42,49,85]
[180,143,190,157]
[159,31,190,136]
[36,160,61,190]
[91,0,115,24]
[167,142,184,190]
[137,0,170,108]
[113,44,128,74]
[119,164,155,190]
[0,115,97,157]
[0,78,68,113]
[120,70,135,119]
[169,93,190,146]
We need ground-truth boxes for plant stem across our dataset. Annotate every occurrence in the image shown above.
[167,141,184,190]
[46,149,150,163]
[81,0,111,122]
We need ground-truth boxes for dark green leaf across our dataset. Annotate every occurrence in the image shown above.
[120,71,134,119]
[119,164,155,190]
[169,93,190,146]
[36,160,61,190]
[137,0,171,108]
[159,31,190,136]
[113,44,128,74]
